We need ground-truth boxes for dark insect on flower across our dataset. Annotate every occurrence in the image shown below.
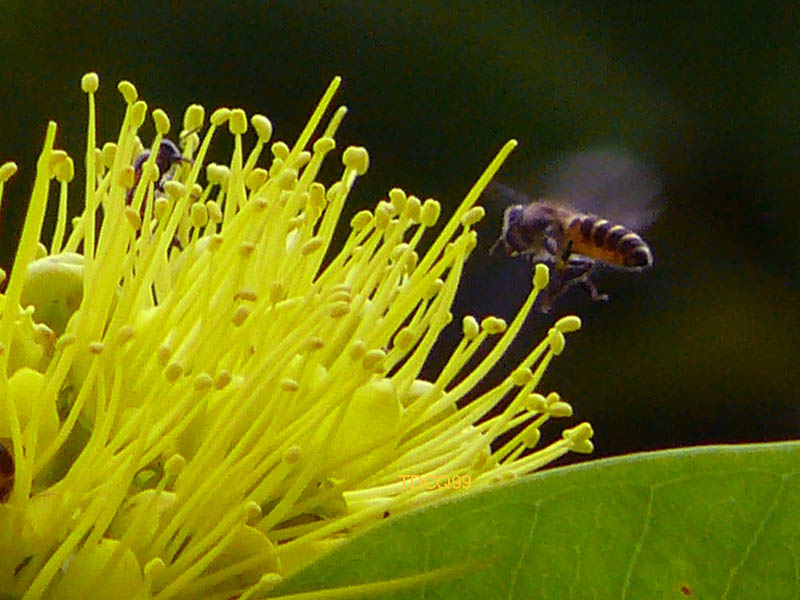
[0,441,13,503]
[127,138,192,202]
[488,148,660,312]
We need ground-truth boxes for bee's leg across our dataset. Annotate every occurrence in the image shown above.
[562,255,594,281]
[489,236,506,256]
[558,239,574,265]
[544,235,561,257]
[579,278,609,303]
[560,257,608,303]
[534,253,582,312]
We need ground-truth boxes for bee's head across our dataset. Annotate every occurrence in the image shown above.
[490,205,525,256]
[155,139,192,174]
[490,204,559,257]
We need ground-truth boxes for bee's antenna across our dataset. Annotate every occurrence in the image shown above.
[489,237,504,256]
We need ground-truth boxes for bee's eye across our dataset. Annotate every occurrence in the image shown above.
[505,206,524,227]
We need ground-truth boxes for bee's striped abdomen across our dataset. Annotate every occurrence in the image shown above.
[565,214,652,269]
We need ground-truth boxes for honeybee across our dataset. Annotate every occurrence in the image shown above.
[127,138,192,202]
[489,148,659,312]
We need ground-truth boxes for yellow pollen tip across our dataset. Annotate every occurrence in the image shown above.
[193,373,214,392]
[549,401,574,417]
[306,336,324,351]
[511,367,533,386]
[342,146,369,175]
[251,114,272,141]
[183,103,205,132]
[238,242,255,258]
[350,210,372,230]
[390,243,410,262]
[349,339,366,360]
[152,109,171,134]
[154,197,169,220]
[271,142,290,160]
[460,206,485,227]
[206,200,223,223]
[55,334,76,350]
[420,199,441,227]
[164,454,186,477]
[555,315,582,333]
[245,501,262,523]
[163,180,185,200]
[80,72,99,93]
[404,196,421,222]
[190,203,208,228]
[89,342,105,354]
[245,168,268,191]
[283,446,300,464]
[533,263,550,290]
[210,107,231,126]
[232,306,251,326]
[462,316,480,340]
[118,165,135,190]
[524,393,547,412]
[522,425,541,448]
[394,327,416,351]
[131,101,148,129]
[54,156,74,182]
[215,371,232,389]
[0,161,18,182]
[124,207,142,230]
[277,168,298,190]
[117,326,135,345]
[229,108,248,135]
[389,188,407,212]
[117,80,138,103]
[280,378,300,392]
[313,136,336,154]
[165,363,183,382]
[145,558,166,580]
[299,237,323,255]
[268,281,285,304]
[481,316,507,334]
[563,422,594,452]
[329,301,350,318]
[374,203,393,229]
[328,290,352,303]
[206,163,225,185]
[49,149,69,172]
[101,142,117,168]
[424,278,444,299]
[362,349,386,371]
[548,328,566,355]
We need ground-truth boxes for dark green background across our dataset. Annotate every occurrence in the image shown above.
[1,1,797,460]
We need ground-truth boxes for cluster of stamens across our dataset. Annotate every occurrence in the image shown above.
[0,72,592,599]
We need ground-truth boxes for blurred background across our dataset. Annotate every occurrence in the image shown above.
[0,1,797,460]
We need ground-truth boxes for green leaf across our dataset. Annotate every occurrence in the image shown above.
[274,442,800,598]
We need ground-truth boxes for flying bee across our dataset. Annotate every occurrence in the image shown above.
[489,148,659,312]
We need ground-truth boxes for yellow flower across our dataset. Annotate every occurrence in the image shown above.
[0,72,593,599]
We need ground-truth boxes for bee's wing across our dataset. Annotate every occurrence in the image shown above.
[482,181,532,207]
[542,147,661,231]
